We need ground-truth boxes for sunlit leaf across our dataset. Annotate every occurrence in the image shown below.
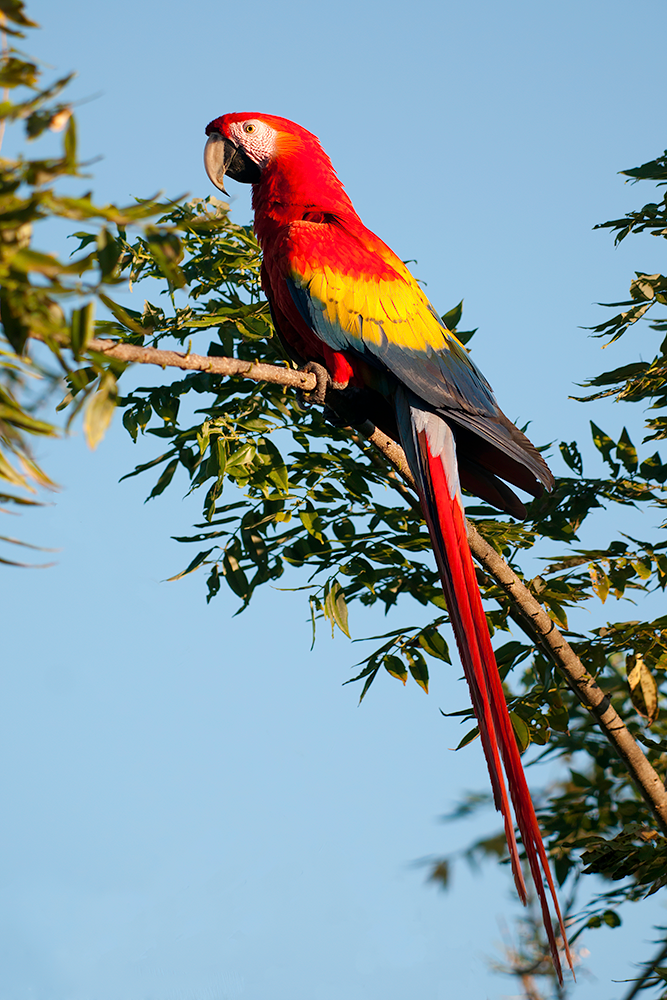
[323,579,350,638]
[616,427,638,475]
[383,654,407,684]
[627,653,659,725]
[83,374,117,449]
[589,562,610,603]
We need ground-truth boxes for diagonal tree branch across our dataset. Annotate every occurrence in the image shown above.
[467,523,667,833]
[76,338,667,832]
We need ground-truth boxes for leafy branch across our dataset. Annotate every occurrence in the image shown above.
[27,328,667,833]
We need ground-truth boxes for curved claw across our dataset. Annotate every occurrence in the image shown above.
[300,361,331,406]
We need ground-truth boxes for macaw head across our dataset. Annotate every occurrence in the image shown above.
[203,113,356,220]
[204,113,320,194]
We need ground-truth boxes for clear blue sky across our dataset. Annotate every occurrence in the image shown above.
[3,1,667,997]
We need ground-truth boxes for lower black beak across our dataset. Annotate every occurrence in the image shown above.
[204,132,261,193]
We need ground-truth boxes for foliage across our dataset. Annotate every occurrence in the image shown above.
[0,0,166,563]
[4,4,667,995]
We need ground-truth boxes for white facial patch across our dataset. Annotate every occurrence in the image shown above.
[226,120,279,169]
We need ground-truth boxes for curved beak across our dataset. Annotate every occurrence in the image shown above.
[204,131,262,193]
[204,132,235,195]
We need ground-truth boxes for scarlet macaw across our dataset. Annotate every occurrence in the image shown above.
[203,113,572,978]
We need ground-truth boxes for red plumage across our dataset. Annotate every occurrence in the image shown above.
[204,112,573,980]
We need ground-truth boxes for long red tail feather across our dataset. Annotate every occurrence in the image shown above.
[397,395,573,982]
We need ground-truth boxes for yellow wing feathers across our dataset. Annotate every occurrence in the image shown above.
[293,260,465,358]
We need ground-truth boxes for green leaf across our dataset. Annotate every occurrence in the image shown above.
[632,557,652,581]
[383,654,407,684]
[405,649,429,693]
[616,427,638,474]
[122,407,138,442]
[559,440,583,475]
[590,422,620,475]
[494,641,532,671]
[69,231,98,253]
[98,292,146,335]
[63,112,76,169]
[226,442,255,471]
[151,389,179,425]
[70,301,95,359]
[96,228,121,278]
[621,153,667,182]
[589,562,610,603]
[222,542,249,599]
[167,548,214,582]
[0,0,39,28]
[0,288,30,354]
[299,506,325,543]
[455,726,479,750]
[0,56,37,88]
[323,579,350,638]
[206,564,221,603]
[83,374,117,449]
[135,401,152,432]
[509,712,530,753]
[260,437,289,494]
[627,653,659,725]
[418,629,450,662]
[442,300,463,331]
[548,701,570,734]
[10,248,68,277]
[56,367,97,411]
[428,860,450,888]
[453,328,477,346]
[146,231,186,289]
[601,909,622,928]
[146,458,178,500]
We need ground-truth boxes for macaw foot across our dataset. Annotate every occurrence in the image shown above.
[298,365,373,435]
[299,361,332,406]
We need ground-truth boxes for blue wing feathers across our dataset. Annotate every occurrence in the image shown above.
[284,261,553,494]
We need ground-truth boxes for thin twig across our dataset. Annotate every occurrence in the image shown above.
[621,936,667,1000]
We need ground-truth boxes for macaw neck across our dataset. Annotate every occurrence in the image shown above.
[251,148,361,239]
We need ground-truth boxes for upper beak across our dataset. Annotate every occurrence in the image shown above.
[204,130,262,193]
[204,131,236,195]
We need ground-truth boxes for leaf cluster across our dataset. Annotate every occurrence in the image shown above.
[582,153,667,451]
[0,2,167,562]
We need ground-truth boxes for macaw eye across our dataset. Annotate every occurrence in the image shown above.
[243,123,256,134]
